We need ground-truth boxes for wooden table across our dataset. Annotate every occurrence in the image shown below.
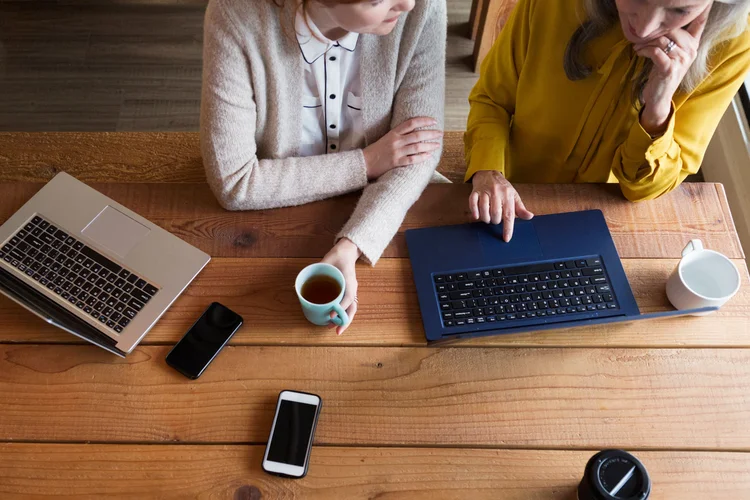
[1,132,750,498]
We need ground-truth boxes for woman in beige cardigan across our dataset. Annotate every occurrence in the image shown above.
[201,0,447,334]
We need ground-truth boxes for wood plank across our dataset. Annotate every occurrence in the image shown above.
[0,345,750,451]
[0,132,206,182]
[2,344,750,448]
[0,132,469,184]
[0,182,742,259]
[1,258,748,347]
[1,444,749,499]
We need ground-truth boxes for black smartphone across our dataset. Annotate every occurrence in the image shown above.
[262,390,322,479]
[165,302,243,379]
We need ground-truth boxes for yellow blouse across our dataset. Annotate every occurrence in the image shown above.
[464,0,750,201]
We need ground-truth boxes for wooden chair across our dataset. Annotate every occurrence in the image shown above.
[469,0,518,73]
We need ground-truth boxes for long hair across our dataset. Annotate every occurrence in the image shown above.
[564,0,750,105]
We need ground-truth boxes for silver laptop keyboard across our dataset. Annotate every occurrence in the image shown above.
[0,215,159,334]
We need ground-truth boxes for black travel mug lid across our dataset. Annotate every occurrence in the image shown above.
[578,450,651,500]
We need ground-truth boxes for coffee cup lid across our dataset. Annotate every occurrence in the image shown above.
[578,450,651,500]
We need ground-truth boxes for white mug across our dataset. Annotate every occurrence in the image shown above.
[666,239,741,315]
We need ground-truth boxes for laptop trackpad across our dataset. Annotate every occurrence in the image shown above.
[477,220,543,263]
[82,206,151,259]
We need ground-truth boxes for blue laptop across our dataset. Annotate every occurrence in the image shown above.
[406,210,714,343]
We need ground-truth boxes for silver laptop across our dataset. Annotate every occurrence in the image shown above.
[0,172,210,357]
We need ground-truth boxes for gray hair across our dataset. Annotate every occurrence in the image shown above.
[564,0,750,105]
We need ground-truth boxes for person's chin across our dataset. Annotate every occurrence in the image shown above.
[371,23,397,36]
[623,33,641,44]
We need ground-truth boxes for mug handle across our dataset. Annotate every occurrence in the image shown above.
[329,303,350,327]
[682,239,704,257]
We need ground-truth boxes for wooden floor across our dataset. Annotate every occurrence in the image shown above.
[0,0,478,132]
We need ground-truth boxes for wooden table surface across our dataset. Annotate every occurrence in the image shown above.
[1,132,749,499]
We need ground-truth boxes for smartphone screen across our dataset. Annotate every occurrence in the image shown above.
[165,302,243,379]
[263,391,322,478]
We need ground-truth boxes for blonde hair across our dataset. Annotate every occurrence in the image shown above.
[564,0,750,105]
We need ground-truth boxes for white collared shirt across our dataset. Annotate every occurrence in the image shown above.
[295,10,364,157]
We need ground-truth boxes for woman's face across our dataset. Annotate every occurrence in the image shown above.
[615,0,713,43]
[313,0,416,36]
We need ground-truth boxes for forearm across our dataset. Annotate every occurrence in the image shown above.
[337,157,437,265]
[201,118,368,211]
[335,0,446,263]
[463,0,527,182]
[464,101,512,181]
[640,99,673,137]
[612,107,690,202]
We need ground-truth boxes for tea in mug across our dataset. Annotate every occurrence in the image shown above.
[301,275,341,304]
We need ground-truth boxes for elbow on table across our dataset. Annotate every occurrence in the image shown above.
[209,179,265,212]
[205,163,269,211]
[214,192,244,211]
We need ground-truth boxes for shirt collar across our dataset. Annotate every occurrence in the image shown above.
[295,9,359,64]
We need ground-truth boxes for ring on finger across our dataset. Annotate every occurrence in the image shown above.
[353,296,359,303]
[663,38,676,55]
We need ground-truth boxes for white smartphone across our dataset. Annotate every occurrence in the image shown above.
[262,390,322,479]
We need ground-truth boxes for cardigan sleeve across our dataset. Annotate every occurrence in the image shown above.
[463,0,532,182]
[335,0,447,265]
[200,0,369,211]
[611,36,750,202]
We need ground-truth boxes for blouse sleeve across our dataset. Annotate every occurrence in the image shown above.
[611,36,750,201]
[464,0,533,181]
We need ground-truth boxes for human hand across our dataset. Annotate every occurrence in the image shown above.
[633,5,710,135]
[321,238,361,335]
[362,117,442,180]
[469,170,533,242]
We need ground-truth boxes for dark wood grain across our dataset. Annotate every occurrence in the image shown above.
[0,258,748,347]
[1,444,748,499]
[0,182,742,259]
[1,344,750,448]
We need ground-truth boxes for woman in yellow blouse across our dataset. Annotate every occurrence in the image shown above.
[465,0,750,241]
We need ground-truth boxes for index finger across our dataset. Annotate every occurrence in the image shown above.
[686,4,710,38]
[393,116,439,135]
[502,197,516,243]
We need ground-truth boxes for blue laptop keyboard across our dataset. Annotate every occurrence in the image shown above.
[433,257,619,328]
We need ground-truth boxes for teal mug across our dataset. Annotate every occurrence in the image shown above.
[295,263,350,327]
